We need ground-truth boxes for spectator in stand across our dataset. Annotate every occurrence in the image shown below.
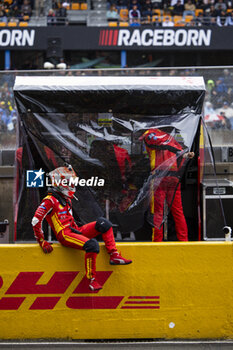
[20,0,32,17]
[117,0,130,9]
[141,0,152,12]
[153,15,162,26]
[130,17,141,25]
[216,76,229,95]
[141,0,152,19]
[215,0,227,12]
[204,101,215,116]
[195,11,205,25]
[206,79,215,102]
[47,8,56,25]
[141,7,153,21]
[106,4,120,21]
[206,4,220,19]
[183,0,196,19]
[0,101,14,132]
[219,69,233,88]
[200,0,215,4]
[0,4,7,23]
[162,15,174,26]
[171,0,184,6]
[52,0,60,10]
[226,11,233,24]
[129,4,141,23]
[8,4,20,19]
[216,9,228,25]
[129,0,141,11]
[35,0,44,17]
[152,0,163,10]
[216,101,233,122]
[56,2,68,25]
[172,0,184,15]
[199,9,211,25]
[201,0,213,12]
[211,78,229,108]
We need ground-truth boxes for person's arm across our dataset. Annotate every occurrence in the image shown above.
[183,151,195,159]
[31,198,53,253]
[144,132,181,153]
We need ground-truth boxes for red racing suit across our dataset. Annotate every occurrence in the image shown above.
[113,144,132,181]
[32,191,117,279]
[142,129,188,242]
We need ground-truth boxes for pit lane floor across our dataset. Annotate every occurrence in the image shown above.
[0,341,233,350]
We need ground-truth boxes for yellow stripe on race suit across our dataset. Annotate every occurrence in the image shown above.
[44,195,52,200]
[150,149,156,171]
[150,150,156,215]
[86,258,92,279]
[152,227,155,241]
[51,213,65,234]
[61,232,85,248]
[143,130,150,137]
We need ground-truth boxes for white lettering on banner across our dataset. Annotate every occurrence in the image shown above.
[163,30,174,46]
[141,29,153,46]
[118,30,130,46]
[0,29,35,47]
[199,29,211,46]
[11,30,22,46]
[175,29,187,46]
[118,29,211,47]
[153,30,163,46]
[186,29,199,46]
[0,30,10,46]
[129,29,141,46]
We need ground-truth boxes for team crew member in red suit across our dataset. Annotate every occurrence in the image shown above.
[32,165,132,291]
[140,129,194,242]
[113,144,132,182]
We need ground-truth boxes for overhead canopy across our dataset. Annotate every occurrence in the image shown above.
[14,76,205,115]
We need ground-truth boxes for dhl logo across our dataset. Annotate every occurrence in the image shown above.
[0,271,160,310]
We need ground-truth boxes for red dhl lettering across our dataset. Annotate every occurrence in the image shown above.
[0,271,160,310]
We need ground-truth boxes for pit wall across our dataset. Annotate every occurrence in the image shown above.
[0,242,232,340]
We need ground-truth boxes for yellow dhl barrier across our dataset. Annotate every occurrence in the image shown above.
[0,241,232,340]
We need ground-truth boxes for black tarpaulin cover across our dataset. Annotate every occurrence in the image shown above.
[13,76,205,241]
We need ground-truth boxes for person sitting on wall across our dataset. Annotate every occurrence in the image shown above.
[32,164,132,291]
[140,128,194,242]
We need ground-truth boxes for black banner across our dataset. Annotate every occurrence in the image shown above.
[0,26,233,51]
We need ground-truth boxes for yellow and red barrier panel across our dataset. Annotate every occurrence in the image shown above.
[0,242,232,339]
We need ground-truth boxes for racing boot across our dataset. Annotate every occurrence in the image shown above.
[89,278,103,291]
[109,251,132,265]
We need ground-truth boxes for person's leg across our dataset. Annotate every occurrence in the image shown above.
[77,221,117,253]
[78,219,132,265]
[152,185,166,242]
[170,184,188,241]
[57,228,102,290]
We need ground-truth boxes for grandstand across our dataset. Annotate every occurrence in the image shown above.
[1,0,233,27]
[0,0,232,69]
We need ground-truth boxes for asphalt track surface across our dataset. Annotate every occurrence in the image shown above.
[0,341,233,350]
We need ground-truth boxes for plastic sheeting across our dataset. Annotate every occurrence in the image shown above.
[14,76,205,241]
